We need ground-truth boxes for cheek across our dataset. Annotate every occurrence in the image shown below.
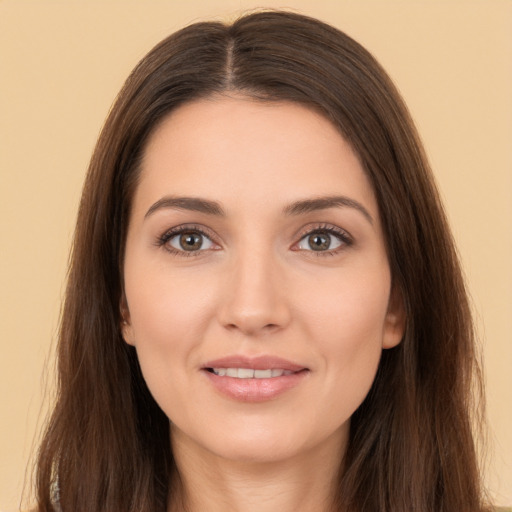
[125,260,217,346]
[299,263,391,344]
[123,262,219,403]
[297,267,390,401]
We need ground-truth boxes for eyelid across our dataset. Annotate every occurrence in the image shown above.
[291,223,353,253]
[156,224,221,256]
[155,222,353,257]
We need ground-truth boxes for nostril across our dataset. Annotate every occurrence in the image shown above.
[224,322,282,335]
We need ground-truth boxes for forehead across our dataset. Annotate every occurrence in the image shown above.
[135,96,378,218]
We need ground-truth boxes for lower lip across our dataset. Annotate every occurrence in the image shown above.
[202,369,309,402]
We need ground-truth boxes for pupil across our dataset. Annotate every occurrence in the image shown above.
[180,232,202,251]
[309,233,330,251]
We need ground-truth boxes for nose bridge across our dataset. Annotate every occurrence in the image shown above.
[218,239,290,335]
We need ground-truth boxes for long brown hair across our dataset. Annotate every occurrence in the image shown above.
[34,10,489,512]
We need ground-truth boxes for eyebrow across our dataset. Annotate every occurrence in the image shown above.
[145,196,226,218]
[283,196,373,224]
[144,194,373,224]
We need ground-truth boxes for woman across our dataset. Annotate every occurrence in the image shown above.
[34,10,491,512]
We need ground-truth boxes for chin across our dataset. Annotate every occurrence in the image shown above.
[208,435,309,464]
[172,414,349,466]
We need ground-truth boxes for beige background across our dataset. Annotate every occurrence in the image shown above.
[0,0,510,509]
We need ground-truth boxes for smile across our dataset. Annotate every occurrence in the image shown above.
[208,368,295,378]
[202,356,309,402]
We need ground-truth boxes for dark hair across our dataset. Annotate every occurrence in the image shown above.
[34,10,489,512]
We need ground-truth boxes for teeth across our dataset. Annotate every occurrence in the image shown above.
[254,369,272,378]
[211,368,294,378]
[237,368,254,379]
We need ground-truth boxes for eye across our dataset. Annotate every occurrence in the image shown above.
[157,226,217,256]
[168,231,214,252]
[297,232,342,251]
[295,227,352,254]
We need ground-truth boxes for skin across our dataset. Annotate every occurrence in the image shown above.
[122,95,405,512]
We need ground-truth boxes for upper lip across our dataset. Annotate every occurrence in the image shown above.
[202,355,307,372]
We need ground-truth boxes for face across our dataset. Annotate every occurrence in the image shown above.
[122,96,404,465]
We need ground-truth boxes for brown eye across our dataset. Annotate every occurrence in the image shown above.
[180,232,202,251]
[308,233,331,251]
[168,231,214,252]
[296,230,345,252]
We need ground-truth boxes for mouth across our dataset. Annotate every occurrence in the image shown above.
[201,356,309,402]
[205,368,297,378]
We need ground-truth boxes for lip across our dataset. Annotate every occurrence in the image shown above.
[201,355,309,403]
[203,355,306,372]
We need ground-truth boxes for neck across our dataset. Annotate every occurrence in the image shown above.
[168,427,346,512]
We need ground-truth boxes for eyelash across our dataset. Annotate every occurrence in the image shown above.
[155,223,353,258]
[295,224,353,257]
[155,224,218,258]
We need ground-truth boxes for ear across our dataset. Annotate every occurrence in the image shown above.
[120,295,136,346]
[382,284,406,349]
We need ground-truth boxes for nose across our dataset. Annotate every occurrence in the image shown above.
[217,245,292,337]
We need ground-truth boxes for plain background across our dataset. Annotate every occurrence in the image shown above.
[0,0,510,509]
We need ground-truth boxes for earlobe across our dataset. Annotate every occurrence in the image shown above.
[120,297,136,346]
[383,286,406,349]
[121,319,136,346]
